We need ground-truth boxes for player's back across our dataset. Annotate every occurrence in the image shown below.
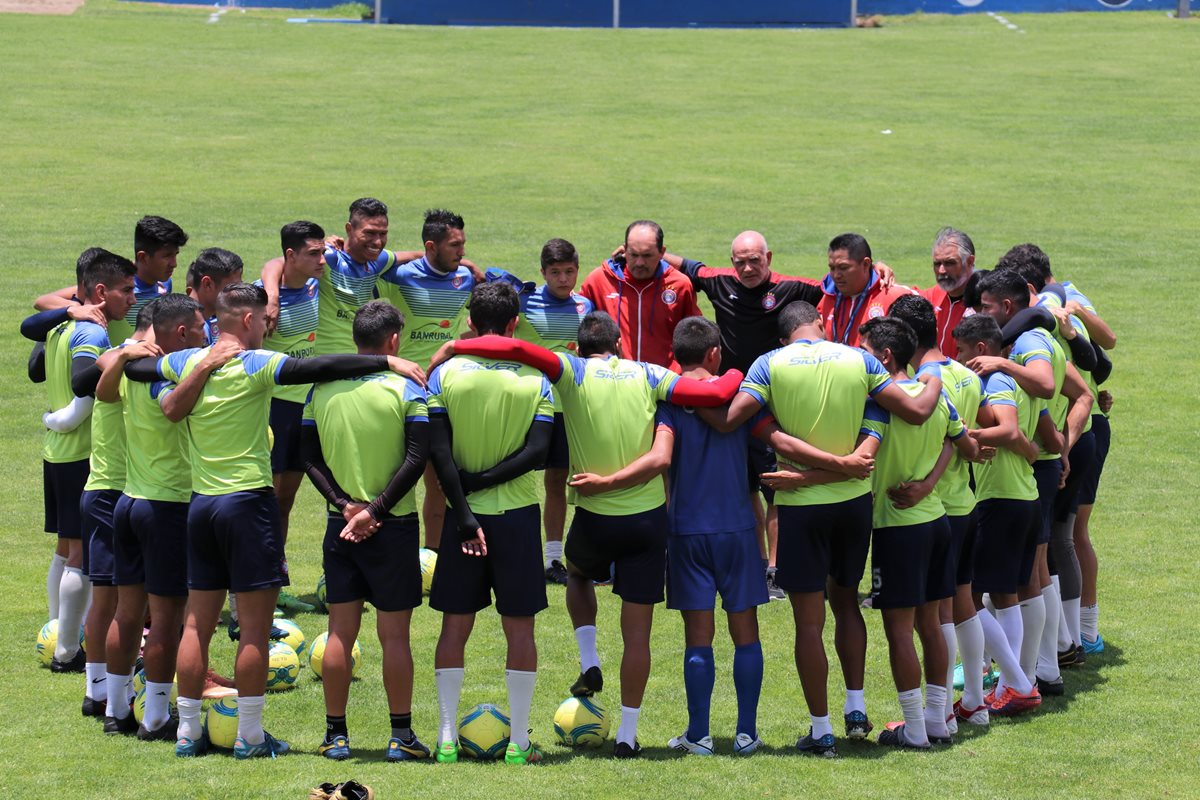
[377,257,475,367]
[121,374,190,502]
[657,403,756,535]
[43,319,107,462]
[918,359,982,517]
[975,371,1039,503]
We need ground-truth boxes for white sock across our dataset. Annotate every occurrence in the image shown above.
[1018,596,1046,686]
[956,616,986,709]
[85,662,106,701]
[898,688,928,745]
[1080,603,1099,641]
[843,688,866,716]
[237,695,266,745]
[1052,576,1070,650]
[616,705,641,747]
[924,684,949,738]
[810,714,833,740]
[47,553,67,621]
[1037,585,1062,682]
[107,672,132,718]
[435,667,464,745]
[177,696,203,742]
[983,593,996,616]
[228,593,238,623]
[575,625,600,672]
[1062,597,1081,647]
[55,567,90,660]
[940,623,956,720]
[144,681,173,731]
[987,606,1032,694]
[544,540,563,567]
[505,669,536,750]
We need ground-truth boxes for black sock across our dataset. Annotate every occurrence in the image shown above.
[391,712,412,741]
[326,715,348,742]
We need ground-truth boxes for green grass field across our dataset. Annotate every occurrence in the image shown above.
[1,4,1197,798]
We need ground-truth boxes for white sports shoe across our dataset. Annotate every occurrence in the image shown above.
[733,732,763,755]
[946,714,959,736]
[668,733,715,756]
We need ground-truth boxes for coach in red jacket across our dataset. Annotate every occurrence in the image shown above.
[579,220,700,371]
[916,227,977,359]
[817,232,916,349]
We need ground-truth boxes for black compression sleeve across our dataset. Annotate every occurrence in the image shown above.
[28,343,46,383]
[1091,343,1112,385]
[1000,306,1055,347]
[71,358,101,398]
[123,357,161,383]
[367,422,429,521]
[460,420,553,494]
[20,308,70,342]
[277,354,389,385]
[1064,330,1097,371]
[428,415,481,542]
[301,424,351,511]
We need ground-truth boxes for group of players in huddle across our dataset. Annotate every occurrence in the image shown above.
[23,199,1116,764]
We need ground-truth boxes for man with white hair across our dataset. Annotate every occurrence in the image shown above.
[918,227,977,360]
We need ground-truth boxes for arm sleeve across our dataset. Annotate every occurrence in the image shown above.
[428,415,481,542]
[452,336,563,381]
[1000,306,1055,347]
[1063,326,1098,371]
[300,424,352,511]
[71,357,101,398]
[460,420,554,493]
[124,357,164,383]
[366,421,429,521]
[667,369,745,408]
[20,307,70,342]
[42,395,96,433]
[1091,343,1112,385]
[276,354,390,385]
[28,342,46,383]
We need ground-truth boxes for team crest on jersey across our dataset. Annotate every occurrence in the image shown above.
[307,284,316,297]
[157,284,168,295]
[761,293,777,310]
[452,275,465,288]
[868,305,885,319]
[576,302,587,314]
[661,288,677,305]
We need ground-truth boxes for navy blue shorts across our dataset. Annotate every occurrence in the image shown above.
[114,495,189,597]
[187,490,286,593]
[1032,459,1063,546]
[541,413,570,471]
[747,437,777,505]
[666,529,769,613]
[324,513,422,612]
[269,399,305,474]
[565,505,669,605]
[430,504,548,617]
[947,510,979,587]
[43,459,89,539]
[973,498,1039,595]
[80,489,120,586]
[775,493,873,594]
[870,516,954,609]
[1055,429,1096,521]
[1077,414,1110,506]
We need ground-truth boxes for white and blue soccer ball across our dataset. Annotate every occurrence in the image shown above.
[554,696,609,747]
[266,642,301,691]
[459,703,511,759]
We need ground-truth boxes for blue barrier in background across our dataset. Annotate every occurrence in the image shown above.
[860,0,1174,13]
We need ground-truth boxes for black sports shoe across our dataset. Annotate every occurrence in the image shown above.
[50,649,86,673]
[227,620,288,642]
[545,560,569,585]
[844,710,873,739]
[137,716,179,742]
[570,666,603,697]
[877,723,931,750]
[1058,646,1084,668]
[82,696,107,718]
[796,728,837,758]
[103,713,139,735]
[613,740,642,759]
[1036,676,1065,696]
[765,568,785,601]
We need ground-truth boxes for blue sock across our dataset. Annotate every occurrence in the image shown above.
[683,646,715,742]
[733,641,763,739]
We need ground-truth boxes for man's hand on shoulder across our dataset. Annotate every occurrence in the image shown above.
[199,338,242,372]
[387,356,427,387]
[67,303,108,328]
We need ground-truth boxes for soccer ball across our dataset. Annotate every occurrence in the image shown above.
[132,668,146,697]
[273,618,307,658]
[132,683,178,724]
[307,632,361,679]
[266,642,300,691]
[315,574,328,612]
[205,697,240,749]
[458,703,511,760]
[35,620,85,666]
[553,696,609,747]
[419,548,437,595]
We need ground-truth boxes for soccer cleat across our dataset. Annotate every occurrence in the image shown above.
[765,569,785,601]
[733,732,763,755]
[227,620,290,642]
[954,700,989,727]
[1058,646,1085,668]
[331,781,374,800]
[103,712,139,735]
[277,591,315,614]
[795,728,837,758]
[988,685,1042,717]
[504,740,544,764]
[387,734,431,761]
[318,734,351,761]
[945,714,959,737]
[1082,634,1104,655]
[435,740,459,763]
[233,731,290,759]
[308,783,342,800]
[544,560,569,585]
[50,649,87,673]
[175,734,209,758]
[668,733,715,756]
[571,665,603,697]
[877,722,931,750]
[844,710,874,740]
[82,696,107,718]
[137,716,179,742]
[612,740,642,759]
[1036,676,1065,696]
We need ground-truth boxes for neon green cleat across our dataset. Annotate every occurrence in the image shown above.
[504,740,543,765]
[277,591,315,614]
[436,740,459,763]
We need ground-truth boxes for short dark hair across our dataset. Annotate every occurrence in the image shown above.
[190,248,244,285]
[134,302,155,333]
[353,300,405,349]
[349,197,388,224]
[963,269,989,309]
[134,216,188,256]
[149,294,202,339]
[778,300,820,339]
[79,248,135,296]
[625,220,664,250]
[422,209,465,245]
[672,317,720,367]
[280,221,326,256]
[468,282,519,336]
[996,243,1052,291]
[887,294,938,349]
[828,232,872,262]
[953,313,1003,350]
[577,311,620,357]
[859,317,917,369]
[541,238,579,269]
[977,268,1030,309]
[215,282,267,316]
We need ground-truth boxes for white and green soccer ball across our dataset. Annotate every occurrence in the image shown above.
[265,641,301,691]
[307,632,360,680]
[459,703,511,760]
[554,696,609,748]
[273,618,307,659]
[204,697,240,749]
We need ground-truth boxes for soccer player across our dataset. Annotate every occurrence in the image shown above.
[579,220,701,370]
[24,249,137,675]
[421,283,553,766]
[434,311,743,758]
[255,221,325,614]
[34,216,187,345]
[917,227,977,360]
[857,317,979,749]
[700,301,945,757]
[656,318,770,757]
[512,238,594,584]
[122,282,426,759]
[189,247,245,344]
[302,301,432,763]
[816,233,917,349]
